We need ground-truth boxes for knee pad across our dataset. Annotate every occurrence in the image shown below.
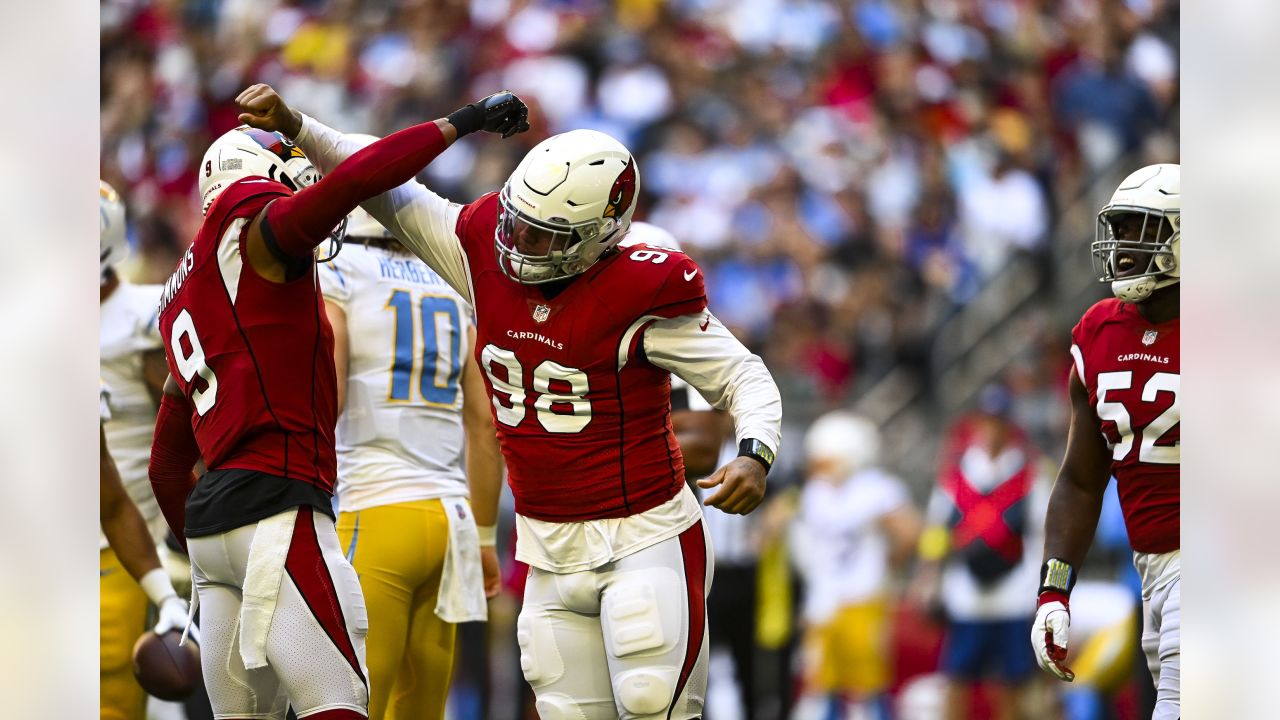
[535,692,588,720]
[603,570,680,657]
[517,609,565,688]
[613,667,677,716]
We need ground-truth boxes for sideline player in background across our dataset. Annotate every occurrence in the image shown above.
[322,207,503,719]
[99,180,183,720]
[1032,164,1180,720]
[146,93,530,719]
[792,411,921,720]
[100,379,190,719]
[240,84,783,719]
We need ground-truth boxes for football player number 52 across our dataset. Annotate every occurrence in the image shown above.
[1095,371,1179,464]
[481,344,590,433]
[170,309,219,416]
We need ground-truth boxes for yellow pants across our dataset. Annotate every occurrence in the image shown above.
[337,499,455,720]
[805,599,892,696]
[100,547,148,720]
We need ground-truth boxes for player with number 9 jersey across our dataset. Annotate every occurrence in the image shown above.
[146,92,533,720]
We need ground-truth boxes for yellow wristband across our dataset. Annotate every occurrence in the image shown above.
[918,525,950,562]
[476,524,498,547]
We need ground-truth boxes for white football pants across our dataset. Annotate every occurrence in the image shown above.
[189,506,370,719]
[1135,551,1180,720]
[518,520,713,720]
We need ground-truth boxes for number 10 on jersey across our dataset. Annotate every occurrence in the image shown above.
[386,290,463,406]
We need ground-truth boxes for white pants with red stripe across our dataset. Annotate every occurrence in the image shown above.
[518,520,713,720]
[189,506,370,719]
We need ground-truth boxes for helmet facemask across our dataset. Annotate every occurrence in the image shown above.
[1092,207,1180,303]
[495,185,622,285]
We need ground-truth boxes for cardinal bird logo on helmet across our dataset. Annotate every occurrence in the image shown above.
[603,160,636,220]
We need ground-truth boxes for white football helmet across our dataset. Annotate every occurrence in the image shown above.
[618,220,682,252]
[496,129,639,284]
[1092,163,1180,303]
[100,180,128,280]
[804,410,881,478]
[198,126,320,216]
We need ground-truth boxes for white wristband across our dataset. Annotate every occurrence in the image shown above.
[139,567,179,606]
[476,524,498,547]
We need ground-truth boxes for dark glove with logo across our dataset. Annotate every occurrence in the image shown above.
[447,91,531,139]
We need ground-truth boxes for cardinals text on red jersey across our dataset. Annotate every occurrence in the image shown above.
[1071,298,1179,553]
[158,177,339,503]
[456,193,706,522]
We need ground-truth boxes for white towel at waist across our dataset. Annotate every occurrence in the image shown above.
[239,508,298,669]
[435,496,487,623]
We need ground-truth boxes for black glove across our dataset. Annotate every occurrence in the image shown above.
[447,91,531,139]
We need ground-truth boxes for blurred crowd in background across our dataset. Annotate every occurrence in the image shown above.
[101,0,1178,717]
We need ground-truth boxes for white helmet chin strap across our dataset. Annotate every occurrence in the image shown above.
[1112,274,1178,303]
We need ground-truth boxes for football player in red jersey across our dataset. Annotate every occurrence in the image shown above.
[1031,164,1179,720]
[238,84,783,720]
[146,92,530,720]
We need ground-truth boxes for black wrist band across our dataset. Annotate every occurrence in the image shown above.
[446,104,483,137]
[737,438,775,474]
[1038,558,1077,596]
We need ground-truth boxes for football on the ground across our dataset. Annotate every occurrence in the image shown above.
[132,630,201,700]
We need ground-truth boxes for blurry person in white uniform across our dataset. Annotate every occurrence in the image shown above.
[98,180,192,720]
[791,411,922,720]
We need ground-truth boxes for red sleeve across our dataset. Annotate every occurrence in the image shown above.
[647,252,707,319]
[149,393,201,547]
[263,121,450,257]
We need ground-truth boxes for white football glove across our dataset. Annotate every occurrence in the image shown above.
[155,596,191,635]
[1031,598,1074,681]
[141,567,199,644]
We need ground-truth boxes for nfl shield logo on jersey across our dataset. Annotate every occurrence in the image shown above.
[1142,329,1158,346]
[533,304,551,323]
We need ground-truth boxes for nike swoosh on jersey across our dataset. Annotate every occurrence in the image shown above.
[683,269,698,281]
[699,318,710,331]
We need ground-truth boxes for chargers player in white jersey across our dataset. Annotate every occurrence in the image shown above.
[321,206,504,720]
[99,181,191,719]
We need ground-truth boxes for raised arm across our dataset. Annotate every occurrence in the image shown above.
[237,84,530,299]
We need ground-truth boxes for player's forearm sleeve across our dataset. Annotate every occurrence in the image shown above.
[263,120,451,258]
[149,393,201,544]
[294,113,472,301]
[643,312,782,455]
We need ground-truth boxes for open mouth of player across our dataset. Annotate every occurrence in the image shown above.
[1114,252,1139,278]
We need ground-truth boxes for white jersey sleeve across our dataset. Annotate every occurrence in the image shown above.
[642,311,781,456]
[99,282,166,546]
[293,114,472,303]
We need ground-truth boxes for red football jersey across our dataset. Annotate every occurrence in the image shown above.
[1071,298,1179,553]
[457,193,706,522]
[157,177,338,492]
